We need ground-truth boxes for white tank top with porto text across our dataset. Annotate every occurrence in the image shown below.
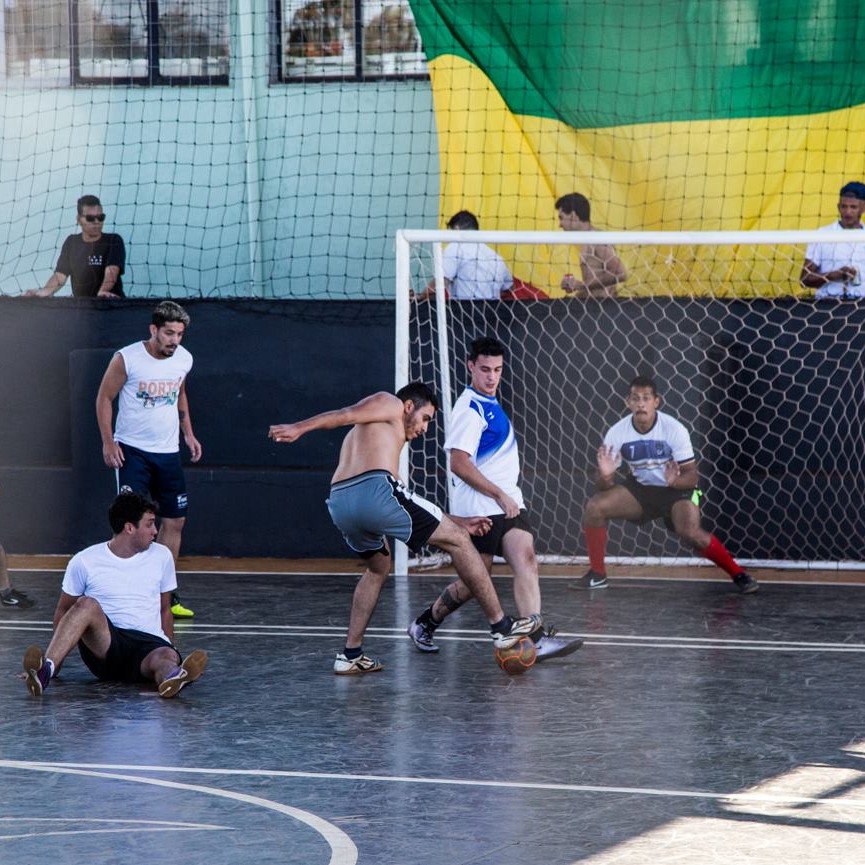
[114,341,193,453]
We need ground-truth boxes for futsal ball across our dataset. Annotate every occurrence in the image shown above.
[494,636,537,675]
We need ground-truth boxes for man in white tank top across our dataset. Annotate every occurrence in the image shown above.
[96,301,202,618]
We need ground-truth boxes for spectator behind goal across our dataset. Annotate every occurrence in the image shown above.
[414,210,513,301]
[800,181,865,300]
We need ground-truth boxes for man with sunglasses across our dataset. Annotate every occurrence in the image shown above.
[29,195,126,298]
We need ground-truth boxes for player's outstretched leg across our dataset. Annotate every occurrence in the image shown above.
[157,649,208,698]
[23,645,54,696]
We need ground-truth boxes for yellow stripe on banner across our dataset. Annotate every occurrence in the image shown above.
[429,56,865,298]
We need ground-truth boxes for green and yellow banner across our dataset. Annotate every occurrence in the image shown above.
[409,0,865,296]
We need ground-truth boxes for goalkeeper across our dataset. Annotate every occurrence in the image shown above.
[573,376,758,593]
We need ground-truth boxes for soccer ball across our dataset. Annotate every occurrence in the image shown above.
[494,636,537,675]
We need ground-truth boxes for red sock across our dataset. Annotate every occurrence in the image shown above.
[700,534,742,579]
[585,526,607,575]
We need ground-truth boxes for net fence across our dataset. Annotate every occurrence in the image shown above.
[2,1,865,299]
[400,231,865,569]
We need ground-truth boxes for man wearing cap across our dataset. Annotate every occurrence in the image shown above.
[800,181,865,299]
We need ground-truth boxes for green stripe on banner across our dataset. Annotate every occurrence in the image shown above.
[409,0,865,128]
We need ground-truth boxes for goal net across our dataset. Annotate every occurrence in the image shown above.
[395,229,865,574]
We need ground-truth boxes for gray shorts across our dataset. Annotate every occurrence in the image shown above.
[326,470,442,558]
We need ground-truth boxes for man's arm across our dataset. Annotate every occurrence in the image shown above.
[800,258,857,288]
[96,265,122,298]
[664,458,699,490]
[52,591,79,630]
[595,444,622,490]
[95,353,128,469]
[269,391,402,443]
[160,591,174,642]
[449,449,520,518]
[178,381,202,462]
[26,270,68,297]
[413,277,452,302]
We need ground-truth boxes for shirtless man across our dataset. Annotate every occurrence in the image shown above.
[268,382,541,675]
[556,192,626,298]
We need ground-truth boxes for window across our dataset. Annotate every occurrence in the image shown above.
[279,0,426,81]
[2,0,229,85]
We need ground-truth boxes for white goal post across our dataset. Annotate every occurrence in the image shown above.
[394,229,865,577]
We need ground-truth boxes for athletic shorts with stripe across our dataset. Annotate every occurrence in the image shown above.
[471,510,535,556]
[326,470,442,558]
[623,476,702,530]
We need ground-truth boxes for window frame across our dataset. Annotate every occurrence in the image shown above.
[70,0,229,87]
[273,0,429,84]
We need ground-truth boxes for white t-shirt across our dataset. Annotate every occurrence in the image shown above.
[805,221,865,299]
[445,387,525,516]
[62,541,177,640]
[113,341,194,453]
[604,410,694,487]
[442,242,513,300]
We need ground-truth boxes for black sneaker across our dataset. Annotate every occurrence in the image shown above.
[733,572,759,594]
[569,570,608,589]
[2,588,34,609]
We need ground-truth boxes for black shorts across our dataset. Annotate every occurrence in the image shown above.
[471,510,535,556]
[623,477,701,530]
[78,619,179,683]
[118,443,188,519]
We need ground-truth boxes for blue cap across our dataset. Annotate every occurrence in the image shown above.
[840,181,865,200]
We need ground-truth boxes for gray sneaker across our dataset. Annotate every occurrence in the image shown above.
[492,613,543,650]
[733,572,759,594]
[535,628,584,662]
[407,619,439,652]
[334,652,384,675]
[569,569,608,589]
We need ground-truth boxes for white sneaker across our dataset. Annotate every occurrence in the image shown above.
[491,614,543,649]
[333,652,384,675]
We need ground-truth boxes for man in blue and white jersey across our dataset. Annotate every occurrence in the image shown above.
[408,337,583,661]
[574,376,758,593]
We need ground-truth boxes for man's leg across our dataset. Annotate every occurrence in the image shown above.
[426,516,540,646]
[573,486,644,589]
[23,597,112,696]
[669,500,758,593]
[333,550,391,675]
[0,541,33,609]
[157,516,194,617]
[141,645,209,698]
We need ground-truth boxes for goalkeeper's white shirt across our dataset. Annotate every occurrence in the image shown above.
[604,410,694,487]
[445,387,525,516]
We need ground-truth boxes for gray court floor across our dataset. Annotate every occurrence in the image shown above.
[3,568,865,864]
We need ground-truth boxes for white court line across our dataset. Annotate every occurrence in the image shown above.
[0,762,357,865]
[3,622,865,652]
[3,760,865,812]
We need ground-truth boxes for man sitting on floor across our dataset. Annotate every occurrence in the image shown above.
[23,492,207,698]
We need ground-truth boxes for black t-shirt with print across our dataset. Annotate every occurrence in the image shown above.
[56,233,126,297]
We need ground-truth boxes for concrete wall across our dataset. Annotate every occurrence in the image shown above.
[0,297,394,555]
